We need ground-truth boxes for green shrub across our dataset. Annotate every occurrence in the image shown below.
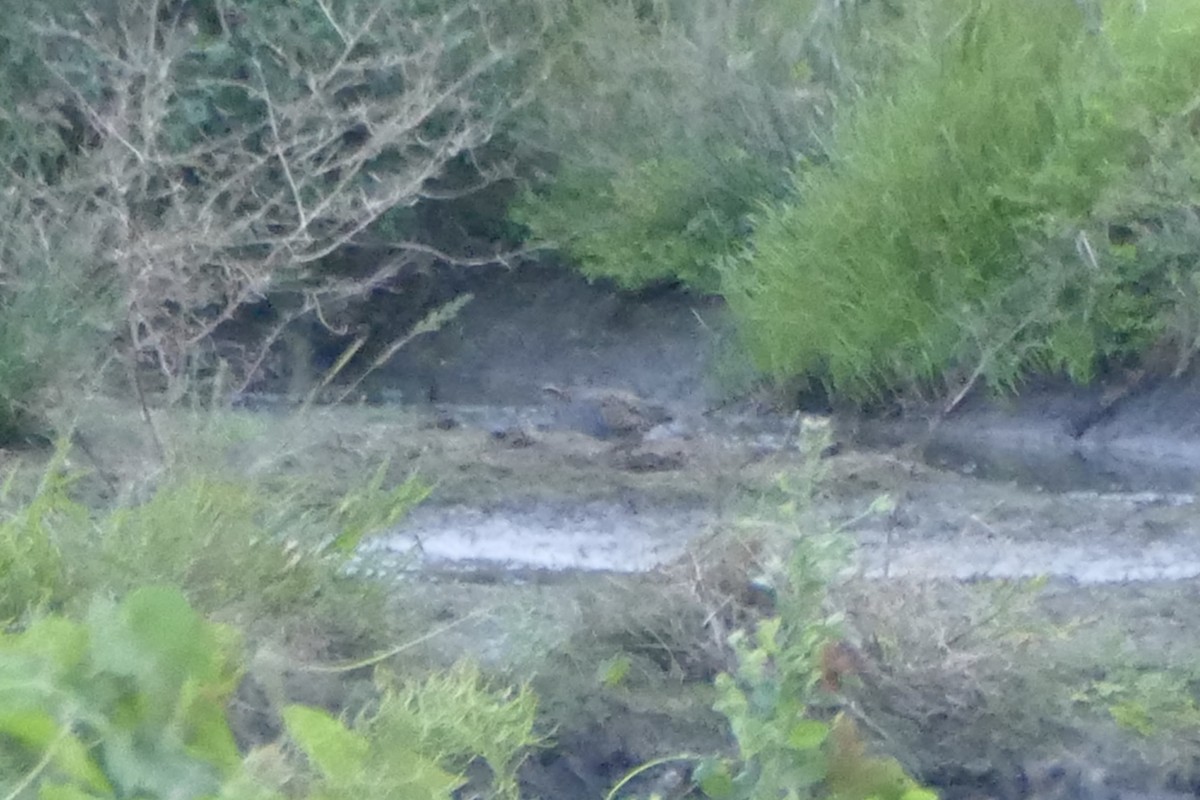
[0,1,125,440]
[514,0,829,292]
[75,469,427,627]
[367,663,542,800]
[691,480,930,800]
[0,436,427,632]
[515,152,776,292]
[0,187,117,445]
[606,436,929,800]
[723,0,1200,403]
[283,704,461,800]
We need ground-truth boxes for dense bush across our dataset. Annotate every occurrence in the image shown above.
[722,0,1200,402]
[512,0,840,292]
[0,0,545,430]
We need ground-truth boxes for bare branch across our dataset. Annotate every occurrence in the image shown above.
[6,0,545,398]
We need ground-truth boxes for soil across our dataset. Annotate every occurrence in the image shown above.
[63,264,1200,800]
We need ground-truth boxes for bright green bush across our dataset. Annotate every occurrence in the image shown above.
[516,152,778,292]
[723,0,1200,403]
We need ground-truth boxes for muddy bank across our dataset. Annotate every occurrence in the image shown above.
[353,262,730,411]
[78,254,1200,798]
[851,370,1200,493]
[268,259,1200,491]
[63,396,1200,800]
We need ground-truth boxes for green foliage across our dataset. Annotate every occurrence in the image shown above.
[724,0,1200,402]
[284,704,461,800]
[698,594,933,800]
[0,1,121,438]
[283,663,541,800]
[0,189,117,444]
[82,476,336,616]
[514,0,823,292]
[373,662,542,800]
[329,459,432,556]
[0,437,426,632]
[1073,666,1200,741]
[516,151,778,292]
[0,451,88,623]
[0,586,244,799]
[694,532,875,800]
[0,585,543,800]
[74,468,426,626]
[680,456,930,800]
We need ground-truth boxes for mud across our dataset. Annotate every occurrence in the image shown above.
[82,264,1200,799]
[325,265,1200,799]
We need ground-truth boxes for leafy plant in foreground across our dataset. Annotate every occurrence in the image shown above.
[286,663,542,800]
[692,531,931,800]
[609,433,929,800]
[0,586,244,799]
[0,584,545,800]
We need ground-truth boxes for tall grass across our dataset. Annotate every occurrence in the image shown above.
[723,0,1200,402]
[0,433,427,641]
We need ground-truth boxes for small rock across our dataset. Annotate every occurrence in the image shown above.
[490,426,536,448]
[423,413,461,431]
[612,439,688,472]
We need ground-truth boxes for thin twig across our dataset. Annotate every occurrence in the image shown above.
[128,355,167,464]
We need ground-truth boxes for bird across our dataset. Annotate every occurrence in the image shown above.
[542,384,673,443]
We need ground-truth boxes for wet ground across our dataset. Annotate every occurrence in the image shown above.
[70,264,1200,798]
[66,390,1200,798]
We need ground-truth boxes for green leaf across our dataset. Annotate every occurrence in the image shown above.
[101,731,222,798]
[786,719,829,751]
[598,655,632,689]
[87,587,219,721]
[693,759,736,799]
[900,788,940,800]
[0,711,111,794]
[381,747,462,800]
[7,617,88,673]
[330,467,430,555]
[181,685,242,771]
[37,782,107,800]
[1109,701,1155,736]
[283,705,369,785]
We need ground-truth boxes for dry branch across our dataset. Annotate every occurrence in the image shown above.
[9,0,542,395]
